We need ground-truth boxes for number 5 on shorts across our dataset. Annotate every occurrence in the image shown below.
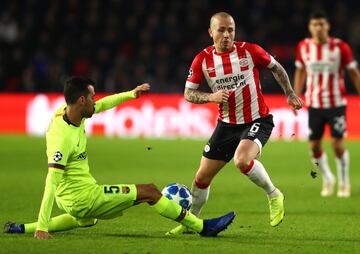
[104,185,120,194]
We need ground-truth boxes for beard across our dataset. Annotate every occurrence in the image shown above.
[83,107,95,118]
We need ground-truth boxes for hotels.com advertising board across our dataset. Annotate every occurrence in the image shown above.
[0,93,359,140]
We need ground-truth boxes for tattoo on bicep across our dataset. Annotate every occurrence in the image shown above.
[184,88,210,104]
[271,62,295,97]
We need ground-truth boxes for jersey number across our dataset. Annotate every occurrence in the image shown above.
[104,185,120,194]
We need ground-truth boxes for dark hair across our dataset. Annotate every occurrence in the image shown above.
[64,76,95,105]
[309,10,329,22]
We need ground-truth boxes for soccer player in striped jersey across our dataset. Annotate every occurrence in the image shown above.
[294,11,360,198]
[4,76,235,239]
[167,12,303,235]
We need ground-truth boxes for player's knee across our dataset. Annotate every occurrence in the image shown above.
[234,156,251,173]
[145,184,162,201]
[310,142,322,154]
[311,146,321,154]
[333,147,345,158]
[146,183,160,193]
[195,173,212,188]
[331,140,344,157]
[77,218,97,227]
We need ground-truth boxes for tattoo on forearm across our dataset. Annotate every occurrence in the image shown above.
[271,62,295,97]
[184,88,211,104]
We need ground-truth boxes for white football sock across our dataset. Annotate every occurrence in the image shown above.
[312,152,335,184]
[335,150,350,186]
[246,160,280,198]
[189,182,210,216]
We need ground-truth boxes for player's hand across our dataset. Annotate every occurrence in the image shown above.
[34,230,52,240]
[287,93,304,115]
[133,83,150,98]
[209,90,230,104]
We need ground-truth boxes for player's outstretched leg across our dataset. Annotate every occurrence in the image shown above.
[154,196,235,237]
[136,184,235,237]
[4,214,97,234]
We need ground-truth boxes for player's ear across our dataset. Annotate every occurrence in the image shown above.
[78,96,86,105]
[208,28,213,38]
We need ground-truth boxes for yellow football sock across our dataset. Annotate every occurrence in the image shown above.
[152,196,203,232]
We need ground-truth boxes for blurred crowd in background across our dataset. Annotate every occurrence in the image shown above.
[0,0,359,94]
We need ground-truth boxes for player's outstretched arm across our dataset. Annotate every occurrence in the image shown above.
[34,168,64,240]
[269,60,304,111]
[184,87,229,104]
[348,67,360,95]
[94,83,150,113]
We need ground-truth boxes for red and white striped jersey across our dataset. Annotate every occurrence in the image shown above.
[185,41,275,124]
[295,37,357,109]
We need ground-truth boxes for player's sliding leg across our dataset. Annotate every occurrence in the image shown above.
[153,195,235,237]
[311,140,335,197]
[4,214,97,234]
[235,140,284,227]
[136,184,235,237]
[166,158,226,235]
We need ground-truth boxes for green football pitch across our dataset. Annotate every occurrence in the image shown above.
[1,135,359,254]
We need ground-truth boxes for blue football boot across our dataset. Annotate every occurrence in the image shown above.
[200,211,236,237]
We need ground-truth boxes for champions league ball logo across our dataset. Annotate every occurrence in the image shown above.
[53,151,63,162]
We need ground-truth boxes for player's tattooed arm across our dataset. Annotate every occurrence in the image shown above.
[184,88,229,104]
[270,60,304,110]
[270,60,297,99]
[184,88,211,104]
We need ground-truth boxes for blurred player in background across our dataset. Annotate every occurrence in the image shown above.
[294,11,360,197]
[4,76,235,239]
[167,12,303,235]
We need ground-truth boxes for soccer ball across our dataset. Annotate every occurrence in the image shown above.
[161,183,192,210]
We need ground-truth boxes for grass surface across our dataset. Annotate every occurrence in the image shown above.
[0,135,359,254]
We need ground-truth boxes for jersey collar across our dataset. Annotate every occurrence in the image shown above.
[63,112,79,127]
[213,44,236,56]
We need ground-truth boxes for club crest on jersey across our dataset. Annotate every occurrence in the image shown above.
[53,151,63,162]
[239,58,248,67]
[206,67,216,75]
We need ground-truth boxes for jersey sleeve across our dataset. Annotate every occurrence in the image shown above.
[94,91,136,114]
[47,135,72,170]
[185,54,205,90]
[295,41,305,68]
[36,168,64,232]
[247,43,276,69]
[339,41,358,70]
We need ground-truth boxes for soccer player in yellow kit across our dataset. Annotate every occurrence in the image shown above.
[4,76,235,239]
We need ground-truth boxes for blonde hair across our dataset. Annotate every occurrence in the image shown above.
[210,12,234,28]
